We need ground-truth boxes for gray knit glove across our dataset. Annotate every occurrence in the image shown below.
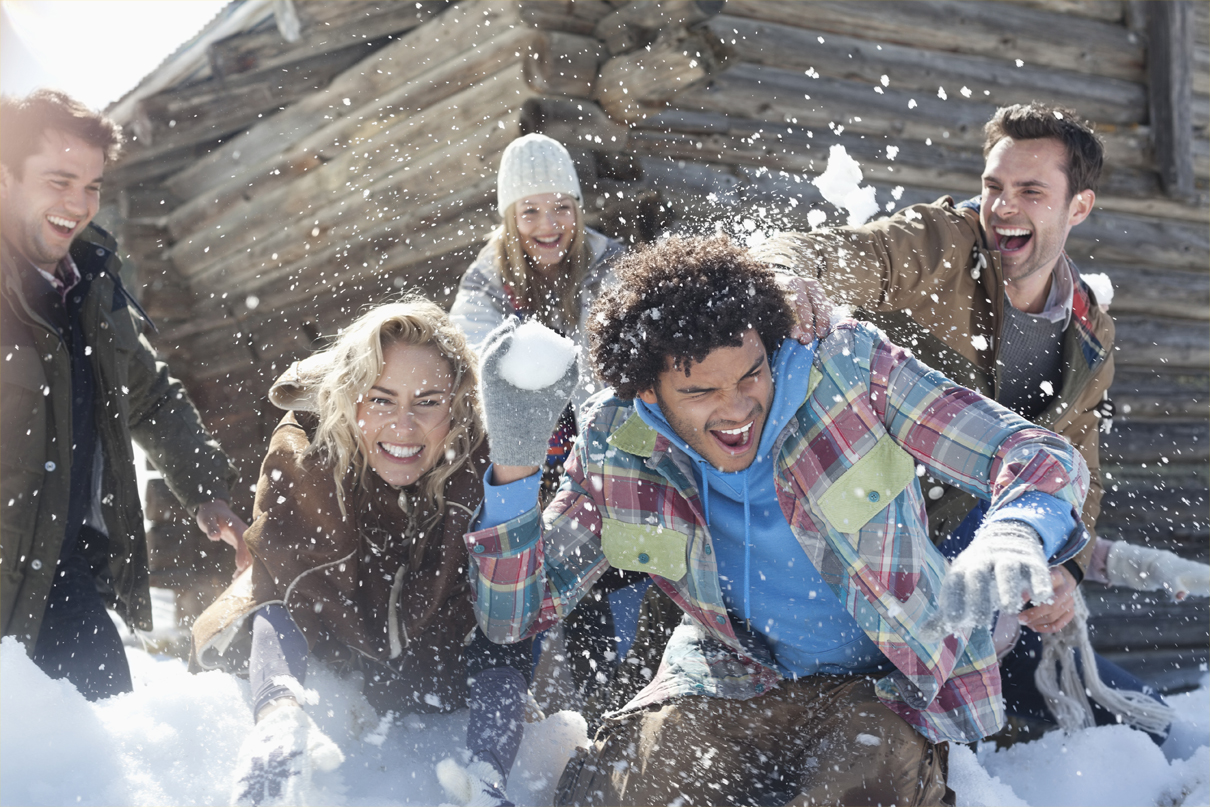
[478,318,580,467]
[924,520,1054,639]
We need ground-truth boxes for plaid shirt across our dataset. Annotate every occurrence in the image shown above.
[466,321,1089,743]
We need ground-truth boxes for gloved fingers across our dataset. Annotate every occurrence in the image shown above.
[479,318,521,380]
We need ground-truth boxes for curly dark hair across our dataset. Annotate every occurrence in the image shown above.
[589,234,794,400]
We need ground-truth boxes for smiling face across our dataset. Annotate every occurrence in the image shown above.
[355,342,454,488]
[980,136,1094,311]
[638,328,774,473]
[513,192,577,275]
[0,129,105,274]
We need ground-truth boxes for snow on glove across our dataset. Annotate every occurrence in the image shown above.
[924,520,1054,639]
[478,318,580,467]
[231,702,344,807]
[436,758,514,807]
[1106,541,1210,601]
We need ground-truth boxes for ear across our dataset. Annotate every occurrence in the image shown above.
[637,389,658,406]
[1067,189,1094,227]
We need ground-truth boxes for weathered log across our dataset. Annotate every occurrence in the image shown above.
[1101,419,1210,465]
[595,27,729,123]
[520,97,630,151]
[165,1,527,202]
[1147,1,1196,198]
[722,1,1146,83]
[1069,210,1210,271]
[132,43,372,149]
[167,64,533,278]
[522,31,605,97]
[1110,314,1210,371]
[703,14,1148,126]
[594,0,727,55]
[1016,1,1126,23]
[1091,262,1209,320]
[162,23,538,241]
[516,1,616,36]
[1111,368,1208,420]
[207,1,445,78]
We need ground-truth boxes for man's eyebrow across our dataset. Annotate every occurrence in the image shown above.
[44,168,103,185]
[982,173,1050,189]
[673,354,765,395]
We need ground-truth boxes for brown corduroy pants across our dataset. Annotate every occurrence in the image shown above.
[555,674,954,807]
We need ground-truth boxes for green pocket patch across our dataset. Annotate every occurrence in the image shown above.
[600,518,687,581]
[817,435,916,533]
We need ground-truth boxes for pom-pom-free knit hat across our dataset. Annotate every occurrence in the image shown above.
[497,133,582,213]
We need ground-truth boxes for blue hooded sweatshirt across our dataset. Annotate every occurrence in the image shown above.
[636,340,888,678]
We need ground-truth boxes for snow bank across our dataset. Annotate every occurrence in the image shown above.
[497,321,577,390]
[2,635,1206,806]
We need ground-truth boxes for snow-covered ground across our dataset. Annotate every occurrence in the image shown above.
[2,596,1207,807]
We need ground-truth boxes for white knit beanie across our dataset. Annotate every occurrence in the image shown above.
[496,133,582,213]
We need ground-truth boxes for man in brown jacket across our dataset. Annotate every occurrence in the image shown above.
[760,103,1178,741]
[1,89,247,700]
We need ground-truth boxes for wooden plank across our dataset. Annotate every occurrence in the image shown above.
[163,1,527,202]
[517,1,616,35]
[166,64,532,277]
[704,14,1147,126]
[206,1,445,78]
[594,0,726,55]
[522,31,605,97]
[1016,1,1126,23]
[1111,314,1210,371]
[1097,474,1209,546]
[722,1,1146,82]
[133,44,370,150]
[1067,209,1210,270]
[596,27,728,123]
[1148,1,1196,198]
[163,24,538,241]
[1086,589,1210,652]
[1091,262,1210,320]
[1111,368,1208,420]
[1102,419,1210,465]
[521,97,631,151]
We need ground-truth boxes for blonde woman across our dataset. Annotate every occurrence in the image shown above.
[192,299,529,807]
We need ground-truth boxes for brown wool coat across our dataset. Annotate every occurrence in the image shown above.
[192,414,487,709]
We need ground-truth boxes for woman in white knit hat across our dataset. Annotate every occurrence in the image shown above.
[451,134,638,712]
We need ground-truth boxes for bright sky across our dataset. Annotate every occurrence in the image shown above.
[1,0,229,110]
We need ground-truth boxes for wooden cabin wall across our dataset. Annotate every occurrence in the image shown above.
[107,0,1206,686]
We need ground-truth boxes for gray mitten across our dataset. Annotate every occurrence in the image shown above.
[924,520,1054,638]
[478,318,580,467]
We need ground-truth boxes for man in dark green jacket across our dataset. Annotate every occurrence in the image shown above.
[1,89,248,700]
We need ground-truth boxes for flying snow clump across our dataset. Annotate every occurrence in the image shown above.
[812,145,880,227]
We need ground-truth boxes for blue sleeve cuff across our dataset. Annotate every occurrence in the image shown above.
[985,490,1077,560]
[474,465,543,531]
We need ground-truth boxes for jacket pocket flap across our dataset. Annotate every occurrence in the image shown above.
[817,436,916,533]
[601,518,687,581]
[2,351,48,393]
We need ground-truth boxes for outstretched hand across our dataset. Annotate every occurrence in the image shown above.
[478,318,580,471]
[196,499,252,577]
[924,520,1054,639]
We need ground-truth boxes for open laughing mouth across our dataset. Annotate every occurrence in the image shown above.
[380,442,422,461]
[47,215,79,237]
[709,419,755,455]
[993,225,1032,254]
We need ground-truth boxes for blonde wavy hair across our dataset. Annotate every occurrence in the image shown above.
[304,298,485,545]
[496,198,590,332]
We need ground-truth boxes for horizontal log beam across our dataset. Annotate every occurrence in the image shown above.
[517,1,616,35]
[723,1,1146,82]
[1111,368,1208,420]
[1091,262,1210,320]
[595,0,726,55]
[595,27,728,123]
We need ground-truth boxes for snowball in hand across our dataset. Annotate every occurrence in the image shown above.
[496,320,577,390]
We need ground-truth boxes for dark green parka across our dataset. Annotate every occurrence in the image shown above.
[1,223,237,646]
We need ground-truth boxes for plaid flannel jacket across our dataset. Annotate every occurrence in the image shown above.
[466,321,1089,743]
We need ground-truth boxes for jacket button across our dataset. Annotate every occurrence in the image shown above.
[472,545,485,554]
[637,553,650,564]
[96,248,105,256]
[867,490,880,503]
[30,559,42,570]
[755,684,765,693]
[715,615,726,625]
[704,545,712,555]
[44,461,56,472]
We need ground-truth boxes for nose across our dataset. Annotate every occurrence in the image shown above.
[63,188,89,217]
[991,190,1017,218]
[717,387,751,423]
[390,410,419,433]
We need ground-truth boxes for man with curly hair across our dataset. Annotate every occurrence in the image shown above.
[467,234,1090,805]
